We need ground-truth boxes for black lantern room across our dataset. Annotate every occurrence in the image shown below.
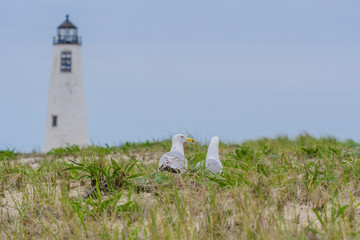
[53,15,81,45]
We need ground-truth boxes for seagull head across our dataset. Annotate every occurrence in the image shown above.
[207,136,220,161]
[210,136,220,145]
[172,134,195,144]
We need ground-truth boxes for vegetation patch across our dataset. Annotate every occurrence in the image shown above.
[1,134,360,239]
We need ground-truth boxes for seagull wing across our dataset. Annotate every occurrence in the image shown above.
[158,151,188,174]
[206,158,223,174]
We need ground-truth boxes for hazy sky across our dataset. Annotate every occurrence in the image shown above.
[1,0,359,152]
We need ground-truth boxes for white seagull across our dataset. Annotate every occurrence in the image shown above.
[158,134,195,174]
[195,136,222,174]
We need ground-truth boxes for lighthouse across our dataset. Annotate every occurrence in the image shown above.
[44,15,89,152]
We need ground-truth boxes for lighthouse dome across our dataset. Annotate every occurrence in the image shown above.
[57,14,77,29]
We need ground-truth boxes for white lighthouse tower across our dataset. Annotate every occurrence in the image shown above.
[44,15,89,152]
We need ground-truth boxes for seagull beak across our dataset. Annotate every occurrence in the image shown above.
[186,138,195,143]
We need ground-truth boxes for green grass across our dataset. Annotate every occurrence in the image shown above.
[1,134,360,239]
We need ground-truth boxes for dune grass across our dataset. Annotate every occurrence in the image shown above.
[1,134,360,239]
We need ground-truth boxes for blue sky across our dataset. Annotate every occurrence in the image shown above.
[0,0,359,152]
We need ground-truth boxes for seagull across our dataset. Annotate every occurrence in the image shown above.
[195,136,222,174]
[158,134,195,174]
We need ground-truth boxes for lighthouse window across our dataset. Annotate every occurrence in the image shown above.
[60,51,72,72]
[52,115,58,127]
